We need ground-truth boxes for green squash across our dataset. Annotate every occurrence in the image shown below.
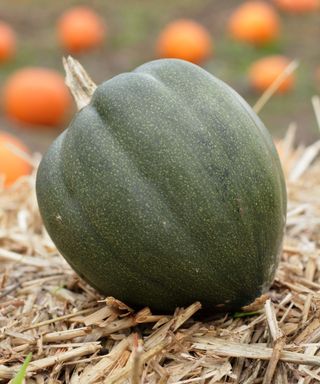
[36,59,286,312]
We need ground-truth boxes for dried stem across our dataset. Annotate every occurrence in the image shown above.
[63,56,97,110]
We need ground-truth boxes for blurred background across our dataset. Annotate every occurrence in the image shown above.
[0,0,319,185]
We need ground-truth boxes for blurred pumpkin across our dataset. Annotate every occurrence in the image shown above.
[228,1,280,46]
[3,68,72,127]
[249,55,295,93]
[156,19,212,64]
[273,0,319,12]
[0,131,31,187]
[0,21,16,63]
[57,6,106,53]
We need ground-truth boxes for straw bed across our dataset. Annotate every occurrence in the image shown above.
[1,128,320,383]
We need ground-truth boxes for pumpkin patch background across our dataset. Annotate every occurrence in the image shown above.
[0,0,319,159]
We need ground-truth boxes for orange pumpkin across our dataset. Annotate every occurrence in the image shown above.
[156,19,212,64]
[0,131,31,187]
[57,6,106,53]
[273,0,319,12]
[0,21,16,63]
[249,55,295,93]
[3,68,72,127]
[228,1,280,46]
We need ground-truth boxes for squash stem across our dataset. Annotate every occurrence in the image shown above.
[63,56,97,110]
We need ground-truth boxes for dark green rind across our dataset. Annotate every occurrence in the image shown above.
[36,59,286,312]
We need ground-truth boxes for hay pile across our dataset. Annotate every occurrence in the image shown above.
[1,125,320,383]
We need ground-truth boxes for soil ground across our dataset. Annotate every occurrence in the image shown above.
[0,0,319,152]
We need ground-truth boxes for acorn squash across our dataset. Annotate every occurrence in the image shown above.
[36,59,286,312]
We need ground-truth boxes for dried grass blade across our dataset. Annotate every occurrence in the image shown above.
[260,300,285,384]
[22,308,95,331]
[312,95,320,131]
[0,248,52,268]
[289,140,320,181]
[78,336,132,384]
[253,59,299,114]
[192,337,320,367]
[107,339,170,384]
[27,344,100,372]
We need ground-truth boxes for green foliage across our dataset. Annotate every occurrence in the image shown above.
[11,353,32,384]
[233,310,261,318]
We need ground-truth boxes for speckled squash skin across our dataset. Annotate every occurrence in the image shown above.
[36,59,286,312]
